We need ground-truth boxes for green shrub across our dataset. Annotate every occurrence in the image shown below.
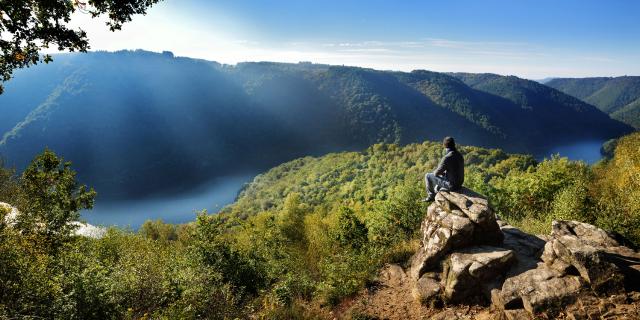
[139,219,179,241]
[488,156,593,233]
[333,206,368,250]
[591,132,640,244]
[366,184,426,245]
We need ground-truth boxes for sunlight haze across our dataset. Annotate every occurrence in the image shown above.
[64,0,640,79]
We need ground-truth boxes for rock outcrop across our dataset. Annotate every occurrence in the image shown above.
[409,188,503,280]
[405,188,640,319]
[491,264,583,314]
[541,220,640,293]
[441,246,515,302]
[408,188,508,303]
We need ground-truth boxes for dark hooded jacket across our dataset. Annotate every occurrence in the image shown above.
[433,147,464,190]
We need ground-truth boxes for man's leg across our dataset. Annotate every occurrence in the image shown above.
[424,173,451,201]
[424,173,437,201]
[435,177,452,193]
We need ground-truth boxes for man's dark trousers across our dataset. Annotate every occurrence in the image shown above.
[425,172,452,200]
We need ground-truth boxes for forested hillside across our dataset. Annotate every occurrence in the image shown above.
[2,132,639,319]
[547,76,640,128]
[0,50,631,200]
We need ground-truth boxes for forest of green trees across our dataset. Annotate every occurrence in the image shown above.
[1,133,639,319]
[1,51,632,201]
[548,76,640,129]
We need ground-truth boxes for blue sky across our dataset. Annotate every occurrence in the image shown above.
[68,0,640,78]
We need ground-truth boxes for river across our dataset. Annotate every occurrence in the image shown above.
[81,140,607,229]
[81,174,254,229]
[534,139,606,164]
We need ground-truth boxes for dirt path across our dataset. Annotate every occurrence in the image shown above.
[334,264,494,320]
[331,264,640,319]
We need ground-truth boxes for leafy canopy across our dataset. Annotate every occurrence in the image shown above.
[0,0,161,94]
[17,148,96,250]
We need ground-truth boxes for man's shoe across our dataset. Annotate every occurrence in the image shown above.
[421,196,435,202]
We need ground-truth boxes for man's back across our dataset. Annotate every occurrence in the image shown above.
[434,147,464,190]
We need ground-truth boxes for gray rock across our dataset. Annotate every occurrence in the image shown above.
[441,246,515,302]
[438,188,504,245]
[501,224,546,276]
[411,273,441,304]
[0,201,105,239]
[409,203,475,279]
[521,275,582,314]
[492,265,582,314]
[378,263,407,286]
[542,220,637,293]
[503,309,532,320]
[551,220,620,247]
[435,188,489,224]
[409,189,504,279]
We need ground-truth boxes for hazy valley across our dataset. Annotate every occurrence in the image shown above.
[0,51,632,223]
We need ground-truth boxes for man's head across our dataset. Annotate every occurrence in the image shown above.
[443,136,455,149]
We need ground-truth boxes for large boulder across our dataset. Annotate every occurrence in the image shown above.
[409,203,475,279]
[436,189,504,245]
[491,265,583,314]
[500,223,546,275]
[441,246,515,302]
[412,272,441,305]
[491,220,640,318]
[404,190,640,317]
[409,189,503,279]
[542,220,640,293]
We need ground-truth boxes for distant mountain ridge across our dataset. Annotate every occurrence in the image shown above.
[0,50,632,200]
[547,76,640,128]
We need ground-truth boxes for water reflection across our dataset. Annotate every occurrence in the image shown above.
[82,140,608,228]
[81,174,254,229]
[535,140,605,164]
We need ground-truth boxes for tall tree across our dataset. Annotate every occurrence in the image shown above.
[0,0,161,94]
[17,148,96,252]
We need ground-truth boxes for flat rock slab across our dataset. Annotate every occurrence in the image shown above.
[551,220,620,247]
[501,224,546,276]
[436,188,490,224]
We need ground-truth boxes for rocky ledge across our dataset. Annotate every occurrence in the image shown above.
[406,188,640,318]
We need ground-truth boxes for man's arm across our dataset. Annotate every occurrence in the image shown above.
[433,154,449,176]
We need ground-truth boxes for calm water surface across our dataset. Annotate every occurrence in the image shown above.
[82,140,606,228]
[535,139,605,164]
[81,174,254,229]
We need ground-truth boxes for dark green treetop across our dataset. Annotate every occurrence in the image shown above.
[17,148,96,252]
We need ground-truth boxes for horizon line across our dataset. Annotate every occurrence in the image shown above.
[48,49,640,80]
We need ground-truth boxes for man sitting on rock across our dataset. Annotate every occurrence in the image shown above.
[423,136,464,202]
